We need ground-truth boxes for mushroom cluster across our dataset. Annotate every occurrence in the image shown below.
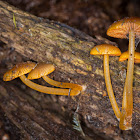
[3,62,84,96]
[107,17,140,130]
[90,17,140,130]
[3,17,139,131]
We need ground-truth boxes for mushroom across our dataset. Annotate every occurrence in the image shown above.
[119,51,140,63]
[119,51,140,130]
[27,63,84,91]
[90,44,121,120]
[3,61,36,81]
[107,17,140,130]
[3,62,80,96]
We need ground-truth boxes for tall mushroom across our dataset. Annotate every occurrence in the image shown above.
[90,44,121,120]
[28,63,84,91]
[3,62,80,96]
[107,17,140,130]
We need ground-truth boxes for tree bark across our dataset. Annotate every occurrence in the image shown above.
[0,1,139,140]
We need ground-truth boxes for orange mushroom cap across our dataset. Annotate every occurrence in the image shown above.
[3,62,36,81]
[107,17,140,38]
[119,51,140,62]
[27,63,55,79]
[90,44,121,56]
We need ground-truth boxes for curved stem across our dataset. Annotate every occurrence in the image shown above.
[120,29,135,130]
[19,75,80,96]
[104,54,121,120]
[42,76,83,91]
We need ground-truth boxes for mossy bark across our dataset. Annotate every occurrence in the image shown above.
[0,1,139,140]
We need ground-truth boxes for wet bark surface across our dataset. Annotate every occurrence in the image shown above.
[0,1,140,140]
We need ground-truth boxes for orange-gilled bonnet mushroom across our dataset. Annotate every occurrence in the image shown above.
[90,44,121,121]
[3,62,80,96]
[27,63,84,91]
[107,17,140,130]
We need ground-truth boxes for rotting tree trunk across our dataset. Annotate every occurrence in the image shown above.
[0,1,139,140]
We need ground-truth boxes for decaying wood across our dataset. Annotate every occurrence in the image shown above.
[0,1,139,140]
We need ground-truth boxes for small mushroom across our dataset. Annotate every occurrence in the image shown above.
[3,61,36,81]
[107,17,140,130]
[27,63,84,91]
[3,62,80,96]
[90,44,121,120]
[119,51,140,63]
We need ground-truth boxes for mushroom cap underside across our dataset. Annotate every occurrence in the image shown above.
[134,59,140,63]
[107,17,140,38]
[90,44,121,56]
[3,62,36,81]
[27,63,55,79]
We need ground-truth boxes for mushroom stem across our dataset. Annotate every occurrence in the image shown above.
[126,29,135,116]
[122,84,127,112]
[42,76,83,91]
[119,109,127,130]
[19,75,80,96]
[120,29,135,130]
[119,84,128,130]
[104,54,121,120]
